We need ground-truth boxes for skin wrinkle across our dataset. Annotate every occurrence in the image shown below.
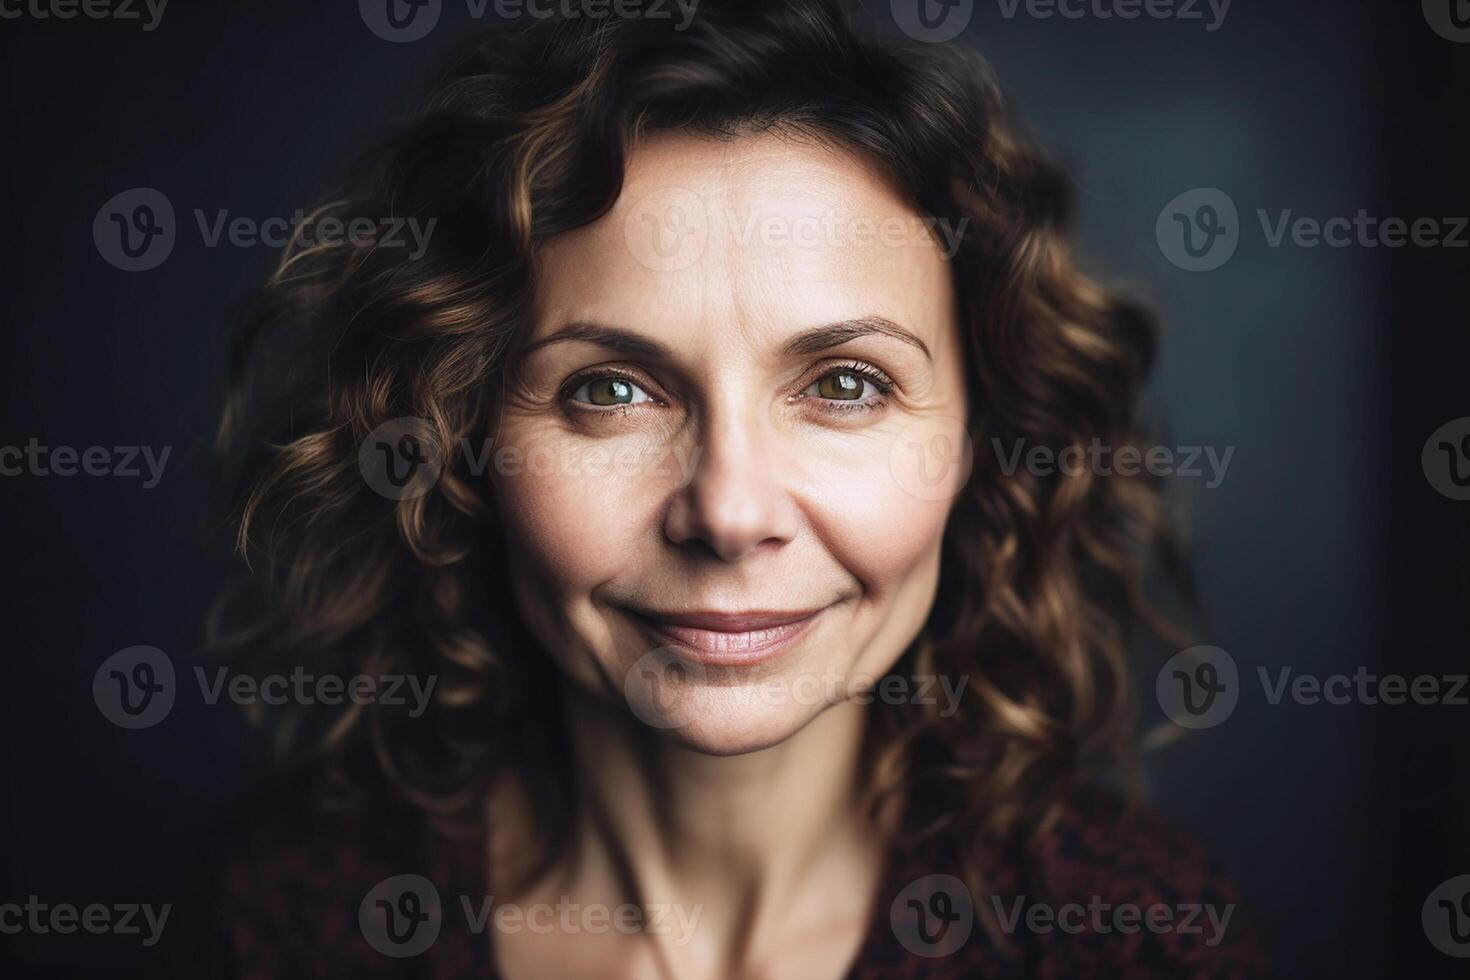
[486,131,967,978]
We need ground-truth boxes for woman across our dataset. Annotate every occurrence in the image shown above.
[203,1,1269,976]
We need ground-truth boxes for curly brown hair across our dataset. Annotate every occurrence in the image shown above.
[215,0,1184,912]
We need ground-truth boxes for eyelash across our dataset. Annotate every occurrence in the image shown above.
[793,360,895,415]
[558,366,663,415]
[557,360,896,417]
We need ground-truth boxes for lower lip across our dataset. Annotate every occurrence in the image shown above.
[628,612,821,667]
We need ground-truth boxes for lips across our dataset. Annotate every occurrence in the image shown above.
[621,606,825,665]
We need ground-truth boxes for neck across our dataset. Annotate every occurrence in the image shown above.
[492,687,887,972]
[573,686,875,893]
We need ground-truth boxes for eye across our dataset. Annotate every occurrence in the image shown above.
[802,367,889,403]
[567,374,653,408]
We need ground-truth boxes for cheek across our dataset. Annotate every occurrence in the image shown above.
[489,436,671,603]
[790,421,962,597]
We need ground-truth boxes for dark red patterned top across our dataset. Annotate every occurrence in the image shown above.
[187,782,1271,978]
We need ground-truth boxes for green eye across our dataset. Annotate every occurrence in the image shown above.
[808,370,869,401]
[570,376,651,407]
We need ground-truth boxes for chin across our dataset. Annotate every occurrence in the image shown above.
[619,666,843,755]
[651,702,835,757]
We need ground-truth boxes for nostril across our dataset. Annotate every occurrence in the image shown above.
[663,467,796,562]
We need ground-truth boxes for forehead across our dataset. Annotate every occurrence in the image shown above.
[531,131,956,354]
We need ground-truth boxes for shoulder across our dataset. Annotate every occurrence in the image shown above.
[1005,783,1272,979]
[179,775,482,979]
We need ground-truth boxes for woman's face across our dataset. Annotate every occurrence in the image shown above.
[490,131,969,754]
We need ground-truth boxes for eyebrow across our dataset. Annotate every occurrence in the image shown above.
[780,316,932,361]
[520,322,672,359]
[524,315,932,362]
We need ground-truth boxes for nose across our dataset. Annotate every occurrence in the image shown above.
[663,411,799,562]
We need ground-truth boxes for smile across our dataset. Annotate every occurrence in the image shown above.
[620,606,827,667]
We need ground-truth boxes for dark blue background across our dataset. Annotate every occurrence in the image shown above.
[1,1,1465,975]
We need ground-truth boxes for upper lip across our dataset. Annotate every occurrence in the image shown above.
[622,607,825,632]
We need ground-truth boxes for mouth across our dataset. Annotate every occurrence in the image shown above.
[619,605,828,666]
